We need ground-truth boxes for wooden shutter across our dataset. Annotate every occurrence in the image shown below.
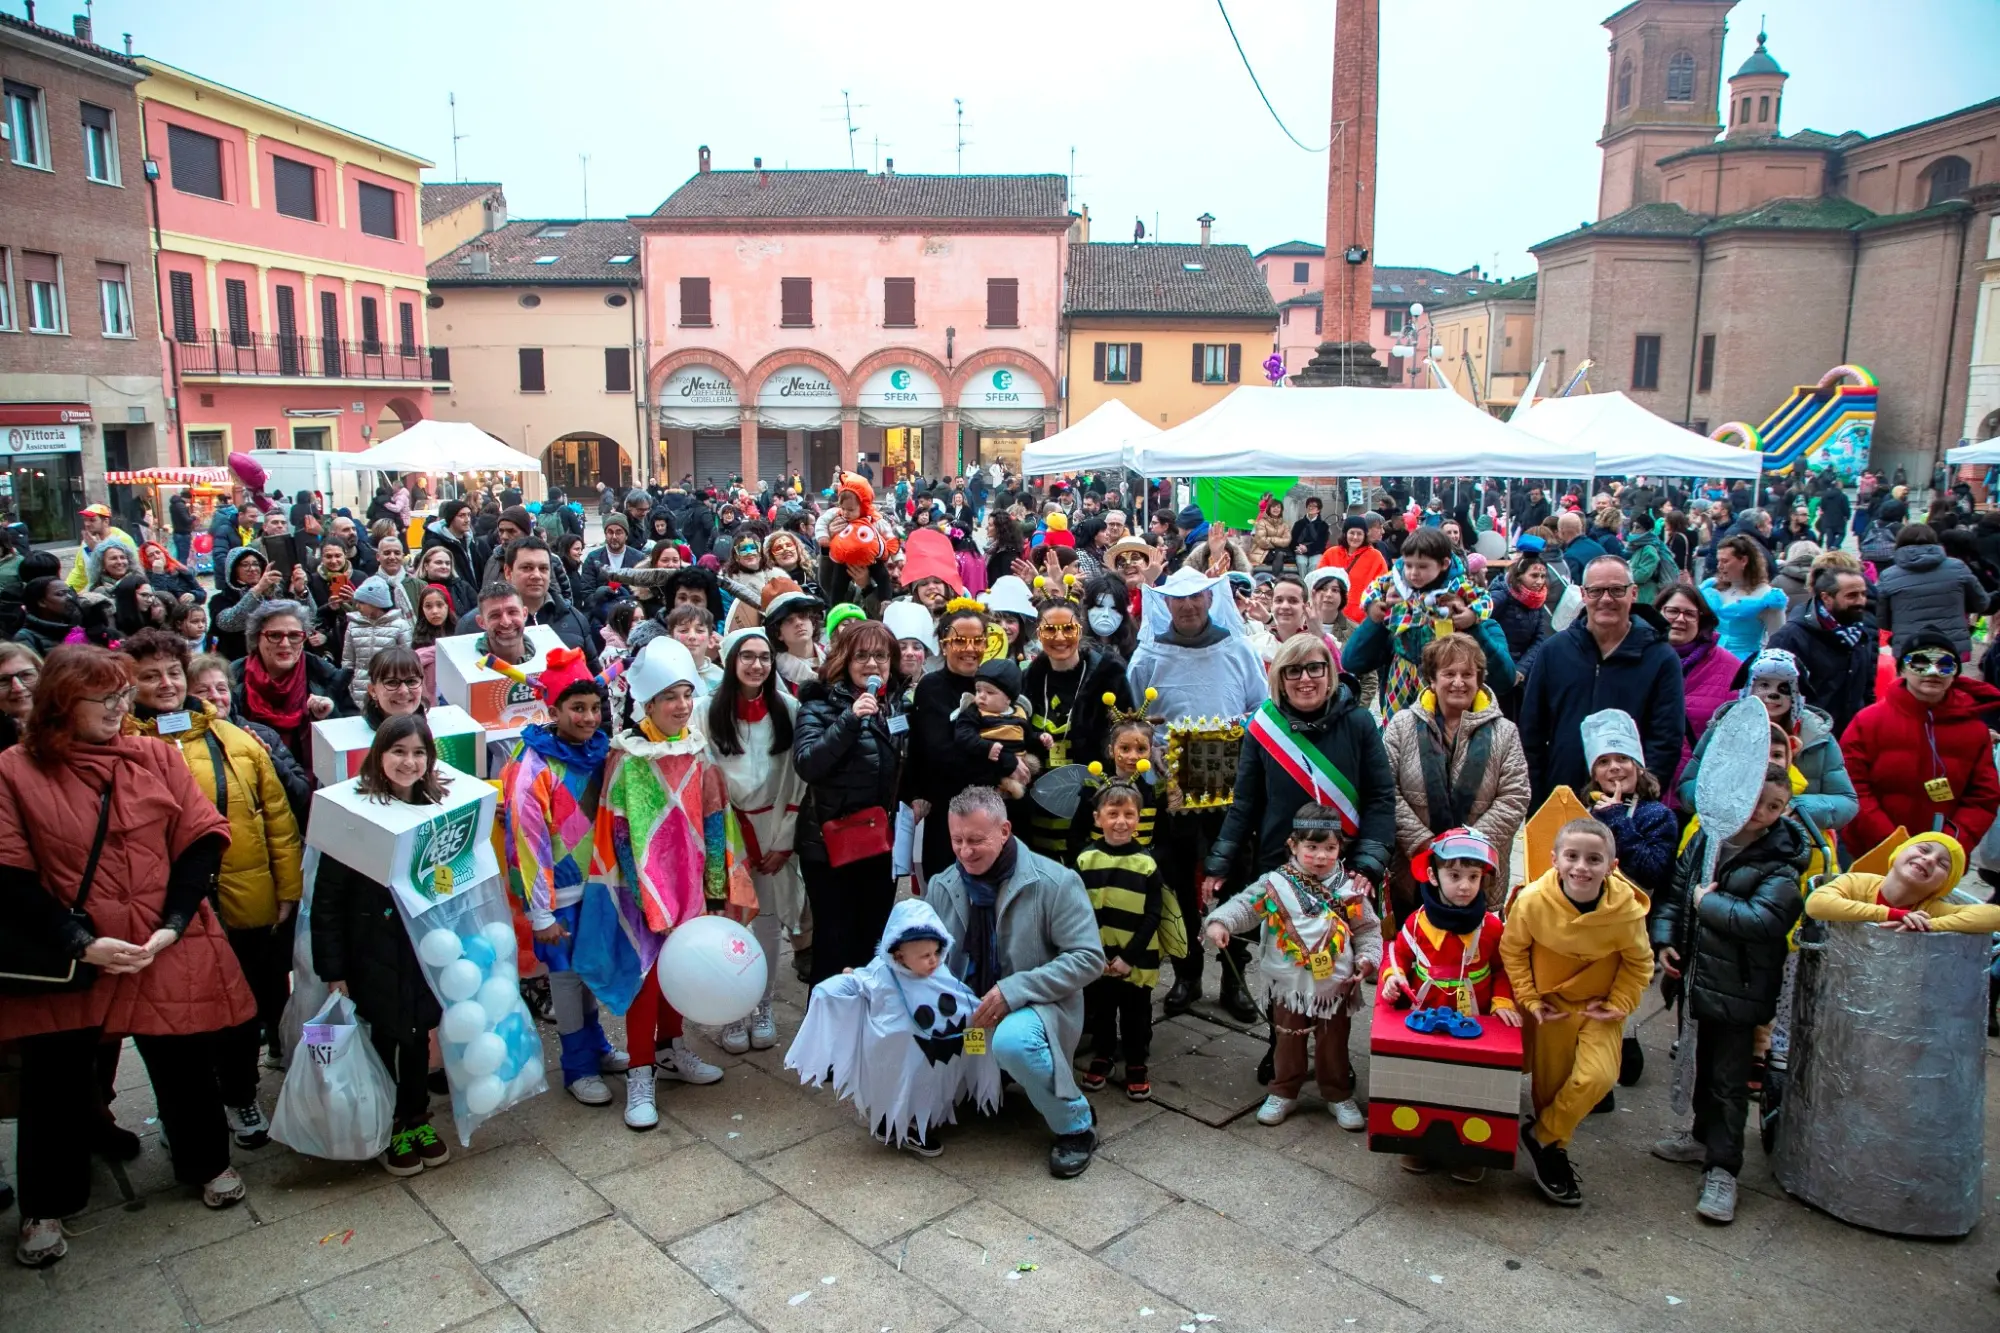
[1128,343,1143,383]
[781,277,812,326]
[1192,343,1205,382]
[360,296,380,351]
[398,302,416,356]
[1228,343,1242,383]
[1092,342,1106,382]
[168,269,196,343]
[986,278,1018,327]
[272,156,317,220]
[356,182,398,239]
[319,289,342,374]
[604,347,632,393]
[20,250,58,285]
[519,347,545,392]
[224,277,249,346]
[680,277,710,326]
[274,285,297,338]
[167,124,223,199]
[884,276,915,327]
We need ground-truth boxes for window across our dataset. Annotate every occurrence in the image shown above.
[780,277,812,327]
[535,224,570,238]
[398,302,416,357]
[20,252,61,333]
[272,155,317,220]
[1666,53,1695,103]
[883,276,916,327]
[97,262,131,337]
[519,348,546,392]
[986,277,1019,327]
[224,277,250,346]
[319,290,341,375]
[356,181,398,238]
[0,249,12,330]
[1740,97,1752,126]
[275,285,299,373]
[164,269,196,342]
[1092,341,1141,384]
[431,347,451,381]
[167,124,224,199]
[1616,58,1633,110]
[292,426,330,451]
[81,103,118,183]
[1927,156,1972,205]
[533,256,558,265]
[605,347,632,393]
[187,430,226,467]
[254,428,275,450]
[1697,333,1716,392]
[607,254,634,265]
[1193,343,1241,384]
[680,277,711,326]
[359,296,381,354]
[4,80,47,168]
[1292,261,1311,283]
[517,293,541,309]
[1631,334,1662,391]
[1758,95,1770,123]
[1384,309,1408,335]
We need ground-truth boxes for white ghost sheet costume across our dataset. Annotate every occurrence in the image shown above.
[783,899,1001,1144]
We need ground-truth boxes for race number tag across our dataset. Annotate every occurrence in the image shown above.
[1309,948,1336,981]
[1925,776,1955,803]
[887,713,909,736]
[155,711,192,736]
[961,1027,988,1055]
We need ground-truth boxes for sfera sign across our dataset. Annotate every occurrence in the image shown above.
[962,366,1046,409]
[857,365,943,410]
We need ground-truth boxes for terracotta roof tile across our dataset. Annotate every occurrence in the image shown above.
[421,182,503,223]
[428,219,641,285]
[1065,243,1276,318]
[652,170,1068,221]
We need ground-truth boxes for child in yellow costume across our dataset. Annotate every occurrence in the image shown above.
[1499,817,1653,1206]
[1805,831,2000,934]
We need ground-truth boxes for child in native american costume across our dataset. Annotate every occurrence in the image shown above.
[596,637,729,1130]
[1206,803,1380,1131]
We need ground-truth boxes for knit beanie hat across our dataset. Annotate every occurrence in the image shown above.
[351,575,395,610]
[1894,831,1966,892]
[1177,504,1205,532]
[975,657,1022,700]
[534,645,598,705]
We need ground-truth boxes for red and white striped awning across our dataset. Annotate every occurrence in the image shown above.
[106,468,232,484]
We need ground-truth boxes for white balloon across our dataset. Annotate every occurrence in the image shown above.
[438,959,482,1003]
[486,948,518,980]
[480,919,519,959]
[476,977,519,1025]
[440,1000,489,1044]
[464,1074,506,1115]
[460,1031,507,1078]
[658,916,767,1027]
[417,927,463,969]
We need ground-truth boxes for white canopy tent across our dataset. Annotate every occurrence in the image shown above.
[1128,385,1598,479]
[1514,391,1765,480]
[1019,399,1160,474]
[349,420,544,477]
[1945,440,2000,466]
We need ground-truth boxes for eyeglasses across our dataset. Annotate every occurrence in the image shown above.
[377,678,424,693]
[87,687,136,711]
[0,669,37,691]
[261,630,306,644]
[1038,624,1080,640]
[1659,603,1699,619]
[943,635,985,650]
[1580,584,1634,601]
[1904,651,1960,677]
[736,651,773,666]
[1279,661,1331,681]
[851,649,892,664]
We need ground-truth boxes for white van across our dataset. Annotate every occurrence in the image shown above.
[244,449,382,516]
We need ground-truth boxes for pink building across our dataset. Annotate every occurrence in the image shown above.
[137,60,438,467]
[1255,242,1494,388]
[637,149,1070,489]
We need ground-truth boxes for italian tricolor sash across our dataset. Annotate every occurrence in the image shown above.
[1246,699,1360,833]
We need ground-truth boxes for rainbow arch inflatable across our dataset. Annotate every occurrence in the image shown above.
[1712,365,1877,482]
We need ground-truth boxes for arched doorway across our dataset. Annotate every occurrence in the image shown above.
[543,432,633,494]
[373,396,424,444]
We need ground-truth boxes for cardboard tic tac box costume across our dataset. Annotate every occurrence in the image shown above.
[311,705,486,785]
[1366,986,1524,1170]
[434,626,565,736]
[305,760,500,913]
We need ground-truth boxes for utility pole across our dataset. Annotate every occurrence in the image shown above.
[580,153,590,216]
[448,92,470,180]
[842,89,858,168]
[954,98,965,172]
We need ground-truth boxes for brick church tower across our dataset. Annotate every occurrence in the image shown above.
[1596,0,1733,219]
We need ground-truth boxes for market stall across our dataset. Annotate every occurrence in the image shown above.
[1019,399,1160,475]
[1514,391,1765,480]
[106,467,233,569]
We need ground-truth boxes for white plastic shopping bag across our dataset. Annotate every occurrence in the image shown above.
[270,991,396,1161]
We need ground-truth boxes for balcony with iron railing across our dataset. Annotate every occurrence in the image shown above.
[175,330,451,385]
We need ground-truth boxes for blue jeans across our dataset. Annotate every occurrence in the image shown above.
[991,1007,1092,1136]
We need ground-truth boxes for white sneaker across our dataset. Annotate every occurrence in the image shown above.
[718,1021,751,1055]
[224,1102,270,1148]
[597,1049,630,1075]
[749,1001,778,1050]
[1256,1094,1299,1126]
[568,1074,613,1106]
[201,1167,246,1209]
[657,1038,724,1085]
[624,1065,658,1131]
[1330,1099,1366,1132]
[16,1218,66,1267]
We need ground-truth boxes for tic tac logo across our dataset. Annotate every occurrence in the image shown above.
[408,803,480,899]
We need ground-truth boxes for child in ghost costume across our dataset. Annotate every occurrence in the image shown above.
[785,899,1001,1156]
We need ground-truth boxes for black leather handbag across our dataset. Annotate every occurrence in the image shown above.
[0,778,115,994]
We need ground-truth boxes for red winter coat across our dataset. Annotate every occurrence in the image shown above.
[0,735,250,1043]
[1839,676,2000,855]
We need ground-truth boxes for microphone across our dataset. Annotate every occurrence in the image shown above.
[865,674,882,697]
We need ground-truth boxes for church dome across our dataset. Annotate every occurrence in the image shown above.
[1734,33,1785,79]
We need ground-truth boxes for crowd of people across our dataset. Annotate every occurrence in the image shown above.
[3,458,1997,1269]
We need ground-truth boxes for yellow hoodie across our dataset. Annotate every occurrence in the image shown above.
[1499,866,1654,1017]
[1804,873,2000,935]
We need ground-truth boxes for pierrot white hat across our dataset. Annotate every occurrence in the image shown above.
[984,575,1039,620]
[625,636,700,707]
[882,599,938,653]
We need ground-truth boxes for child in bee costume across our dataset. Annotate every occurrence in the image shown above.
[785,898,1001,1155]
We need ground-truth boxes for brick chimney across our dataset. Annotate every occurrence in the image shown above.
[697,145,711,174]
[754,156,766,187]
[469,241,490,276]
[73,12,93,43]
[1197,212,1215,246]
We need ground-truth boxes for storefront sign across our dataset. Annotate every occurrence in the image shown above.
[960,366,1046,410]
[1,424,83,455]
[756,367,840,408]
[660,365,740,408]
[0,402,91,427]
[857,365,943,410]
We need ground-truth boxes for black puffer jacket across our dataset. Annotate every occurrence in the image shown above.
[1651,814,1809,1026]
[310,854,440,1044]
[792,677,907,863]
[1205,677,1396,885]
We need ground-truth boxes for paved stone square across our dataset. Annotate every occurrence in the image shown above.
[3,954,1993,1333]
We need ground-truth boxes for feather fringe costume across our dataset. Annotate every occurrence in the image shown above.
[785,899,1001,1145]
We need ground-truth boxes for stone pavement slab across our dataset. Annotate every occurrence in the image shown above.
[296,1235,506,1333]
[594,1140,776,1244]
[663,1059,855,1162]
[752,1124,975,1246]
[405,1140,609,1263]
[7,1262,190,1333]
[492,1215,722,1333]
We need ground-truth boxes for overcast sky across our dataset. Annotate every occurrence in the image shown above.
[63,0,1999,278]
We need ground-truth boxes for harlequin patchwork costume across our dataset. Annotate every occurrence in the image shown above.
[1358,560,1494,714]
[498,647,632,1100]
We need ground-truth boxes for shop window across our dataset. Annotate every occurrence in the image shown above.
[1631,333,1662,391]
[357,181,398,238]
[168,124,224,199]
[81,103,118,183]
[680,276,711,326]
[22,251,63,333]
[1094,341,1141,384]
[98,262,132,337]
[884,276,916,327]
[1292,261,1310,283]
[273,155,318,220]
[5,80,48,169]
[604,347,632,393]
[781,277,811,327]
[986,277,1018,328]
[519,347,545,392]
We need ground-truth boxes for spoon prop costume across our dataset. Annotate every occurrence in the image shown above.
[784,899,1001,1146]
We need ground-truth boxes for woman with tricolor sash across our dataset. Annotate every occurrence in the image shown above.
[1202,635,1396,920]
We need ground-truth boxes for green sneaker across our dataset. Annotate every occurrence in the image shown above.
[411,1122,450,1169]
[381,1127,423,1177]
